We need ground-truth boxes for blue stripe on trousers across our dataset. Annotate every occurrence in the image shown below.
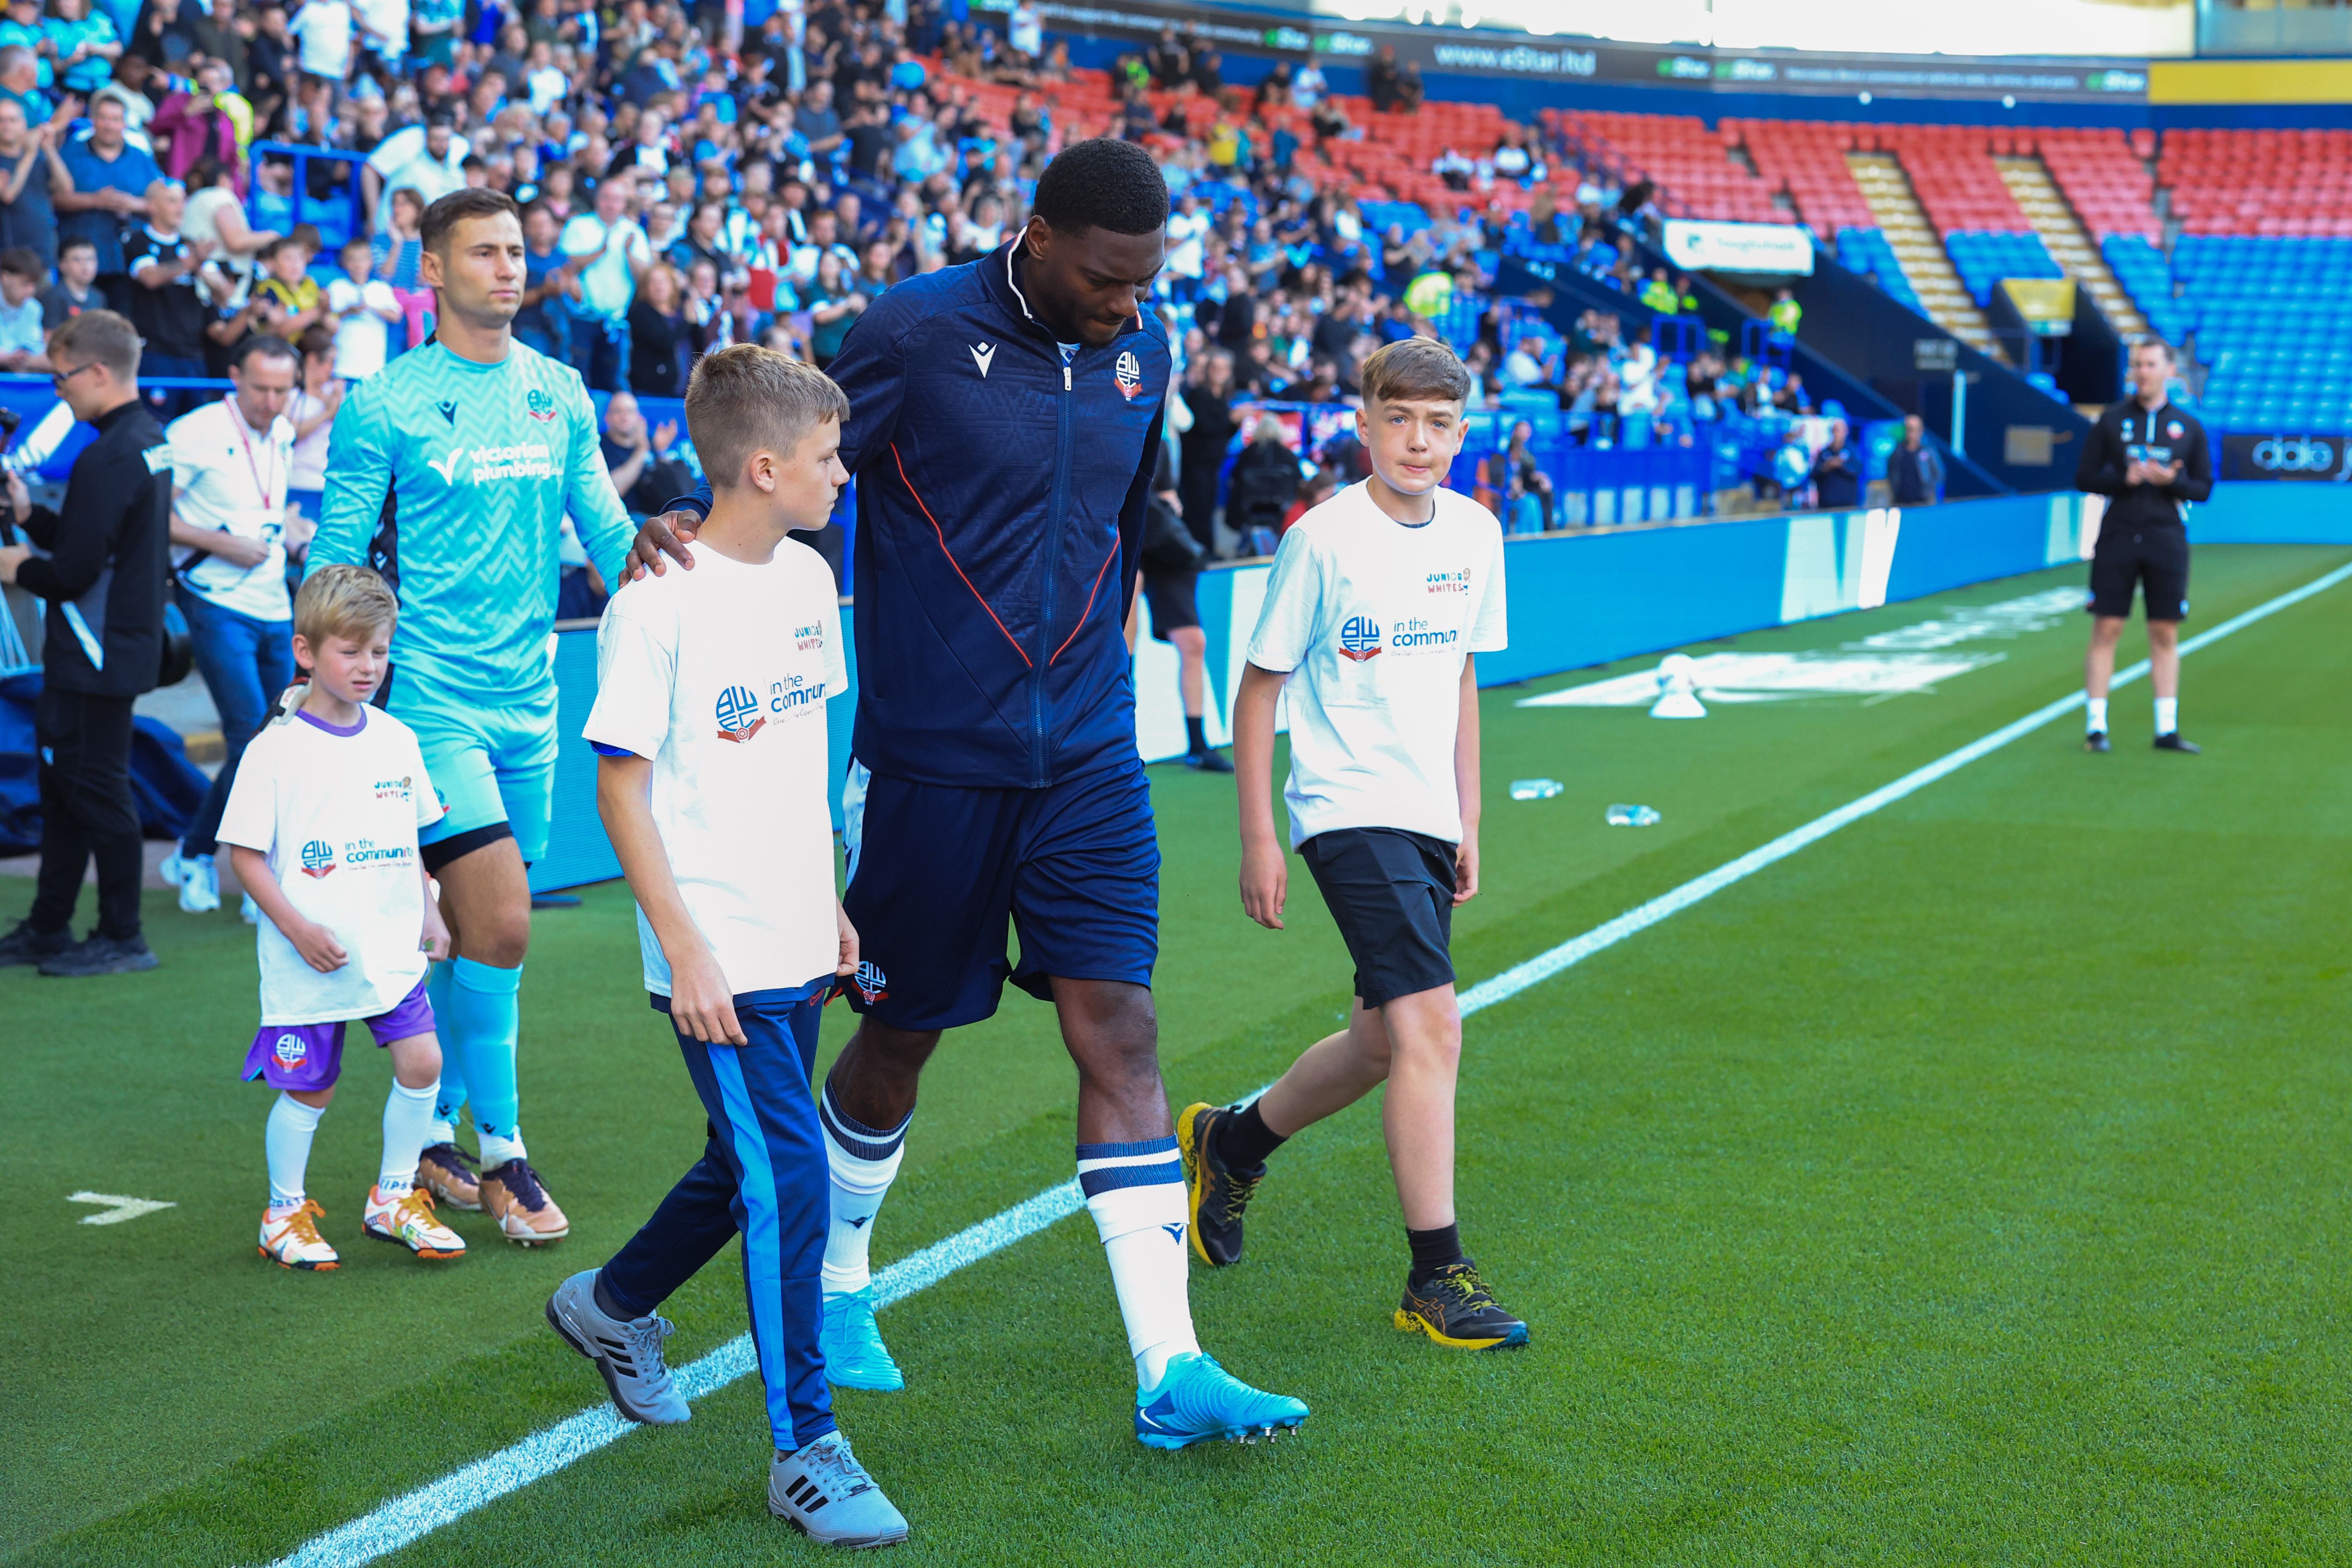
[598,991,834,1451]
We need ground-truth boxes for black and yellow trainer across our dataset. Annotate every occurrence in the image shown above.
[1395,1260,1530,1350]
[1176,1102,1262,1267]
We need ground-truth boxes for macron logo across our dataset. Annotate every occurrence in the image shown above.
[970,342,997,377]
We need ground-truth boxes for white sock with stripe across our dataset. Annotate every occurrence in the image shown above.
[819,1081,908,1297]
[1077,1137,1200,1389]
[378,1078,437,1197]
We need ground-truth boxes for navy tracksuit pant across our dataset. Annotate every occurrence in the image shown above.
[599,983,835,1451]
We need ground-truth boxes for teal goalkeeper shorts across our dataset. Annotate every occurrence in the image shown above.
[385,665,558,869]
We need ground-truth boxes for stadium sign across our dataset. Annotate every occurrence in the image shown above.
[2222,433,2352,482]
[1663,220,1815,276]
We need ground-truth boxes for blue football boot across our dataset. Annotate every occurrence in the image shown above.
[821,1286,905,1391]
[1133,1352,1309,1449]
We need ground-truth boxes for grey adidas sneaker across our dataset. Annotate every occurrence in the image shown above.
[544,1270,690,1425]
[769,1430,909,1549]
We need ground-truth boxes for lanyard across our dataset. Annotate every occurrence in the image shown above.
[225,395,278,515]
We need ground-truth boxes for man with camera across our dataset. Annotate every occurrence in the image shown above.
[0,308,173,975]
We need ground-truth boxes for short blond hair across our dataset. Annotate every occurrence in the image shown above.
[295,564,398,648]
[1361,337,1472,408]
[686,344,849,489]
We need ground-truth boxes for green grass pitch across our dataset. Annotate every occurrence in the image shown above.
[7,542,2351,1566]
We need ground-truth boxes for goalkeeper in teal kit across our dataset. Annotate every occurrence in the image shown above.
[308,189,635,1243]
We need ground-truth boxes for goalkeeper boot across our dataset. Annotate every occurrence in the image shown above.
[1133,1352,1308,1449]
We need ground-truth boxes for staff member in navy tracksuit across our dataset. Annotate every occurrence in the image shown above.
[2074,337,2212,755]
[627,140,1308,1450]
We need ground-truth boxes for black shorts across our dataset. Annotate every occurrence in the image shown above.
[1299,827,1457,1008]
[1142,567,1200,642]
[2089,527,2189,622]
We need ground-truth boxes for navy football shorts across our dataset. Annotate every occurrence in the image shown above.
[840,759,1160,1032]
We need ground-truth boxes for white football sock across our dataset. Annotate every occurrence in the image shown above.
[2086,697,2109,734]
[378,1078,438,1196]
[2155,697,2178,735]
[819,1082,908,1297]
[479,1127,527,1167]
[265,1093,325,1207]
[427,1118,458,1148]
[1077,1138,1200,1389]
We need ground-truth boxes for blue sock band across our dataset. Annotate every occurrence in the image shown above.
[448,956,523,1140]
[426,962,466,1124]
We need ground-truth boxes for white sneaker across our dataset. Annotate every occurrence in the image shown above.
[164,851,220,913]
[258,1199,340,1270]
[769,1431,909,1548]
[241,894,260,925]
[362,1184,466,1259]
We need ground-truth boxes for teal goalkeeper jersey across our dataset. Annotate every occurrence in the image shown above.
[309,339,635,701]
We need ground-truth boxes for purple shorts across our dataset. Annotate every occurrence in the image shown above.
[241,977,436,1092]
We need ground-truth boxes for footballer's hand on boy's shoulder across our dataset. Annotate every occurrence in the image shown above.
[293,920,350,973]
[625,512,702,582]
[1239,844,1288,930]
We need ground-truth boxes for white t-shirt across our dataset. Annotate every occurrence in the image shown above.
[165,398,296,622]
[582,538,847,999]
[289,0,355,79]
[1244,480,1508,848]
[325,275,398,379]
[217,707,445,1026]
[351,0,408,54]
[559,211,650,322]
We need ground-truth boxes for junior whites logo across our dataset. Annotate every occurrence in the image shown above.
[715,684,766,742]
[1337,614,1383,661]
[298,839,336,878]
[970,342,997,377]
[851,961,888,1004]
[272,1032,308,1068]
[794,622,825,652]
[1115,350,1141,400]
[373,775,412,801]
[1426,568,1470,595]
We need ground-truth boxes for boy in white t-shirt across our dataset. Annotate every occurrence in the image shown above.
[1180,338,1526,1350]
[218,565,466,1269]
[543,346,908,1550]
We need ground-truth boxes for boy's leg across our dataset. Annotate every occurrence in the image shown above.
[363,991,466,1259]
[246,1021,344,1269]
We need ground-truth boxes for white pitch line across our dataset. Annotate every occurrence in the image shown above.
[265,555,2352,1568]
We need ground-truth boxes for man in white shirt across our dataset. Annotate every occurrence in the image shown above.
[558,169,649,391]
[156,336,306,917]
[324,233,400,379]
[287,0,354,83]
[350,0,408,80]
[549,346,910,1549]
[366,114,467,233]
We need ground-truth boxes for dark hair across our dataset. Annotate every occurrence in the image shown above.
[296,321,335,358]
[1360,337,1472,408]
[255,235,292,263]
[2134,337,2177,362]
[0,245,39,279]
[57,234,94,257]
[1031,136,1169,237]
[230,333,300,371]
[186,154,224,190]
[421,187,521,254]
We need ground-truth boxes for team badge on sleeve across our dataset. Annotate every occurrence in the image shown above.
[1115,351,1141,401]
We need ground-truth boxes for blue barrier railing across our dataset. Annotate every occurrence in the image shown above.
[246,141,367,252]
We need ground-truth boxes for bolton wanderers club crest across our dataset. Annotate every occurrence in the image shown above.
[299,839,337,877]
[527,388,558,422]
[273,1033,308,1067]
[715,684,766,742]
[1115,351,1141,401]
[1338,615,1384,662]
[851,961,888,1004]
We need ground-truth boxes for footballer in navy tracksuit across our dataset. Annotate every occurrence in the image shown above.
[659,140,1308,1448]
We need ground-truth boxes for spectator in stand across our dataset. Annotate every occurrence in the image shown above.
[1810,417,1860,509]
[123,176,211,411]
[624,260,687,397]
[250,233,323,337]
[285,319,336,530]
[286,0,352,90]
[1147,24,1186,88]
[149,57,240,185]
[803,246,861,369]
[323,229,397,377]
[0,42,43,125]
[1503,419,1554,533]
[1366,43,1399,113]
[0,93,58,266]
[1223,415,1298,551]
[0,241,43,366]
[53,93,159,308]
[1396,61,1424,115]
[597,386,685,516]
[0,2,45,93]
[1176,346,1239,556]
[182,155,273,275]
[1889,414,1945,506]
[513,195,570,358]
[559,167,649,390]
[39,228,92,322]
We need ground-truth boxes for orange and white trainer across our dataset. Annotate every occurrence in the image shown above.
[259,1199,341,1270]
[480,1158,569,1246]
[362,1184,467,1259]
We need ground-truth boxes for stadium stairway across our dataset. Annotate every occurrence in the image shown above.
[1844,153,2001,358]
[1994,157,2148,337]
